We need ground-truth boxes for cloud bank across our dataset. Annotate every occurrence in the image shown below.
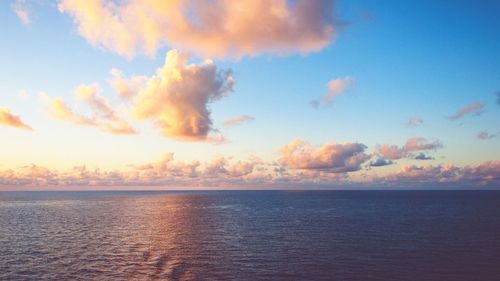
[58,0,337,59]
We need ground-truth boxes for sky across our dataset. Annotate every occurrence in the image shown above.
[0,0,499,190]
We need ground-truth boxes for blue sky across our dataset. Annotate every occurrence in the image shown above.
[0,0,499,189]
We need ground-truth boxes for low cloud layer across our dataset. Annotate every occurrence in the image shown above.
[223,115,255,127]
[129,50,235,141]
[58,0,337,59]
[0,107,32,131]
[280,139,369,173]
[42,86,136,135]
[311,76,354,108]
[447,102,484,121]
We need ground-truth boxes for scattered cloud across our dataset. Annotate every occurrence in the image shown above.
[404,137,443,151]
[406,116,423,127]
[447,102,484,121]
[41,86,137,135]
[58,0,338,59]
[477,131,497,140]
[279,139,369,173]
[12,0,30,25]
[0,107,32,131]
[311,76,354,108]
[377,137,442,160]
[223,115,255,127]
[131,50,235,141]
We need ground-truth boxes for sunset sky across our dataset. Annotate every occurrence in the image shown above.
[1,0,499,189]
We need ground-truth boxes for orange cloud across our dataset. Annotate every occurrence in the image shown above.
[131,50,235,141]
[42,86,137,135]
[0,107,32,131]
[58,0,337,59]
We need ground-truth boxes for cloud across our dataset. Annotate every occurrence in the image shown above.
[131,50,235,141]
[369,158,393,167]
[404,137,443,152]
[279,139,369,173]
[414,153,434,160]
[311,76,354,108]
[109,68,147,101]
[376,144,407,160]
[496,91,500,106]
[223,115,255,127]
[58,0,337,59]
[0,107,32,131]
[447,102,484,121]
[42,86,137,135]
[377,137,442,160]
[477,131,497,140]
[406,117,423,127]
[12,0,30,25]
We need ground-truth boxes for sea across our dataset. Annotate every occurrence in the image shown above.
[0,190,499,281]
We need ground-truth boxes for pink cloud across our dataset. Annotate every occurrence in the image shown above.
[280,139,369,173]
[58,0,337,59]
[447,102,484,121]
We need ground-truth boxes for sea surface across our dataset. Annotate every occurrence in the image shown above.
[0,190,499,281]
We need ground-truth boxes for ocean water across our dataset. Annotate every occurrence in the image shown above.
[0,191,499,281]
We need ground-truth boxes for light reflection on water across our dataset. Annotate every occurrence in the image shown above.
[1,191,500,280]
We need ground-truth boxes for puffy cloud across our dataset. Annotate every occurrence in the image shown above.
[376,137,442,160]
[12,0,30,25]
[406,116,423,127]
[58,0,337,59]
[42,86,136,135]
[447,102,484,121]
[311,76,354,108]
[0,107,32,131]
[279,139,369,173]
[109,68,147,101]
[404,137,443,152]
[131,50,235,141]
[369,158,393,167]
[223,115,255,127]
[477,131,497,140]
[376,144,406,160]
